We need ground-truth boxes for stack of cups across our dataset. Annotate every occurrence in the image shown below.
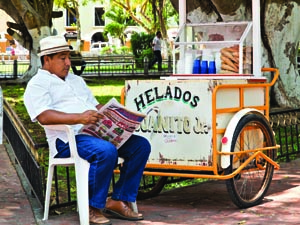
[208,60,216,74]
[176,60,185,74]
[200,60,208,74]
[184,52,194,74]
[215,52,221,74]
[192,58,201,74]
[200,49,209,74]
[203,50,216,74]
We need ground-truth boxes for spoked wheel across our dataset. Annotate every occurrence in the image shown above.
[137,176,168,200]
[225,113,276,208]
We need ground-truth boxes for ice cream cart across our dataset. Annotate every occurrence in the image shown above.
[122,0,280,208]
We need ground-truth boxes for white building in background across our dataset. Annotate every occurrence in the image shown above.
[0,1,178,53]
[0,11,29,56]
[52,1,142,51]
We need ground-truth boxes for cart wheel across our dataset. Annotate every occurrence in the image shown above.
[225,113,276,208]
[137,176,168,200]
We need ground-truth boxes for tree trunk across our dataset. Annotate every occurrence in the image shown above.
[263,1,300,108]
[0,0,56,82]
[20,26,52,81]
[171,0,300,108]
[75,6,81,51]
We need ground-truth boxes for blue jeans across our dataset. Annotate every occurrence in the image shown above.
[55,134,151,209]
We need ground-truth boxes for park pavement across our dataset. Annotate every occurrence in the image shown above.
[2,138,300,225]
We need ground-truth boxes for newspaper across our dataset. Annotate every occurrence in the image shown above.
[79,98,146,149]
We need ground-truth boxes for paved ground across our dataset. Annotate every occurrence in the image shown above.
[2,139,300,225]
[0,142,36,225]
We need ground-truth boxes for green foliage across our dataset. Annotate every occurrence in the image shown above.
[105,4,136,26]
[104,4,137,45]
[104,22,124,37]
[130,32,155,67]
[273,126,299,162]
[164,178,209,190]
[86,77,126,104]
[100,46,117,54]
[119,46,131,54]
[54,0,79,12]
[142,48,154,59]
[163,0,179,26]
[99,45,131,55]
[2,84,45,144]
[104,22,126,44]
[105,0,178,34]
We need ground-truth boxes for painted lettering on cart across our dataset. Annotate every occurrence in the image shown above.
[137,115,209,135]
[134,86,200,111]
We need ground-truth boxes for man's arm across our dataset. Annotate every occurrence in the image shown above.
[37,109,102,125]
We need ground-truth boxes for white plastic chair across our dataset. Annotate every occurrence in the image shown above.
[42,124,91,224]
[42,124,137,225]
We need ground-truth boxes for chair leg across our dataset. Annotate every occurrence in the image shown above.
[129,201,138,213]
[75,160,90,225]
[43,164,55,221]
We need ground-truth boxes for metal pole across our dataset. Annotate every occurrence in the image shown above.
[13,60,18,79]
[168,55,172,72]
[178,0,187,74]
[144,56,149,76]
[252,0,262,77]
[179,0,186,27]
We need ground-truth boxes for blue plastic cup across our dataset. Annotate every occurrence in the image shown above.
[192,59,201,74]
[200,60,208,74]
[208,61,216,74]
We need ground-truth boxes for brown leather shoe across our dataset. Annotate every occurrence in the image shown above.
[89,206,111,225]
[103,198,144,221]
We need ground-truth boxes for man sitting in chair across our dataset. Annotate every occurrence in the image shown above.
[24,35,151,225]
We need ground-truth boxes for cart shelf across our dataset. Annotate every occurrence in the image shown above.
[173,21,253,75]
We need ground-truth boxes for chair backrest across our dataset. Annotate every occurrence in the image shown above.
[42,124,79,159]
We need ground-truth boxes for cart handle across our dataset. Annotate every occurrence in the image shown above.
[261,67,280,86]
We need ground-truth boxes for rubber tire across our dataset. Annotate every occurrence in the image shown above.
[225,113,275,208]
[137,176,168,200]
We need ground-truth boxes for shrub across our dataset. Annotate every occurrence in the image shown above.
[100,45,132,55]
[130,32,155,68]
[119,46,131,54]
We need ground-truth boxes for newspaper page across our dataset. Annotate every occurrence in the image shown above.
[79,98,146,149]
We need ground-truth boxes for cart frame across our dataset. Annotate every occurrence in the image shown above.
[121,68,279,180]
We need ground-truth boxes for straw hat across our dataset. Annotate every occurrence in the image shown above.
[39,35,70,56]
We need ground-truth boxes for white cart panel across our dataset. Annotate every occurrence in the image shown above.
[125,79,251,166]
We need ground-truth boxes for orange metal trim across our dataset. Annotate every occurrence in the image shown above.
[144,163,214,171]
[139,150,280,179]
[216,128,226,134]
[211,68,279,175]
[218,144,280,155]
[120,87,125,105]
[215,105,268,114]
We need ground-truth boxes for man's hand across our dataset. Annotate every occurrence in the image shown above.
[80,110,104,125]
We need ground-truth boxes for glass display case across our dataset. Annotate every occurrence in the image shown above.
[173,21,253,75]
